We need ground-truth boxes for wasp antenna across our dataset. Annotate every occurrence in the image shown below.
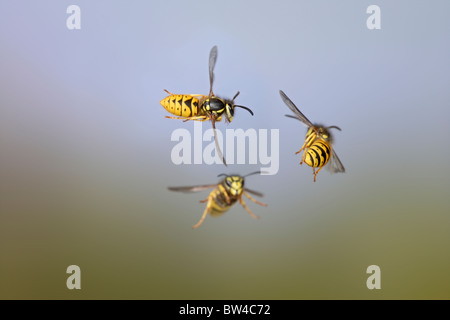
[244,171,261,178]
[217,173,228,178]
[327,125,342,131]
[232,91,240,101]
[235,105,254,116]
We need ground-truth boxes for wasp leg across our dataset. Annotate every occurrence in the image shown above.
[297,133,316,165]
[297,145,307,165]
[193,200,211,229]
[243,191,267,207]
[199,198,209,203]
[182,116,209,122]
[239,196,259,220]
[163,89,207,99]
[197,94,209,99]
[165,115,190,120]
[218,184,231,204]
[295,147,304,155]
[295,141,308,155]
[313,165,324,182]
[298,144,309,164]
[165,115,208,121]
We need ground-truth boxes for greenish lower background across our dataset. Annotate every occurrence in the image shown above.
[1,1,449,299]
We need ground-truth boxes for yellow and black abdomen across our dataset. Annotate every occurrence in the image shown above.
[208,184,238,217]
[304,140,331,168]
[160,94,201,117]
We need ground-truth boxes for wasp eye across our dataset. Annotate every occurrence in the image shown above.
[225,178,232,187]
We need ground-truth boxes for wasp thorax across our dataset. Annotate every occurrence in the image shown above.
[225,176,244,196]
[203,98,226,113]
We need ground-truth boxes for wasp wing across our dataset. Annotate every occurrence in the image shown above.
[209,46,218,97]
[168,184,217,193]
[285,114,306,122]
[279,90,314,128]
[244,188,264,198]
[326,149,345,174]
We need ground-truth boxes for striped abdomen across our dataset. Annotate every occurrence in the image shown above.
[208,184,238,217]
[160,94,201,117]
[304,140,331,168]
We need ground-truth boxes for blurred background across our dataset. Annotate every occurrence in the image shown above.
[1,0,449,299]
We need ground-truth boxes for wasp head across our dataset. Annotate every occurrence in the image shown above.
[312,124,342,144]
[224,102,235,122]
[224,175,244,197]
[318,126,332,143]
[223,91,254,123]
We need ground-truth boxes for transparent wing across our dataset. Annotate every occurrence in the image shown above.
[326,149,345,174]
[209,46,218,97]
[244,188,264,198]
[279,90,314,128]
[168,184,217,193]
[285,114,305,122]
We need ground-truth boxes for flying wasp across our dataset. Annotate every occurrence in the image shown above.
[279,90,345,182]
[168,171,267,229]
[160,46,254,166]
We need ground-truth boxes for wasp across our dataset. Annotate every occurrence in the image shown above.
[168,171,267,229]
[279,90,345,182]
[160,46,254,166]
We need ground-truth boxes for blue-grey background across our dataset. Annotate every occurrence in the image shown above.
[1,1,449,299]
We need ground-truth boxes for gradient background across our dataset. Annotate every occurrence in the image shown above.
[1,0,449,299]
